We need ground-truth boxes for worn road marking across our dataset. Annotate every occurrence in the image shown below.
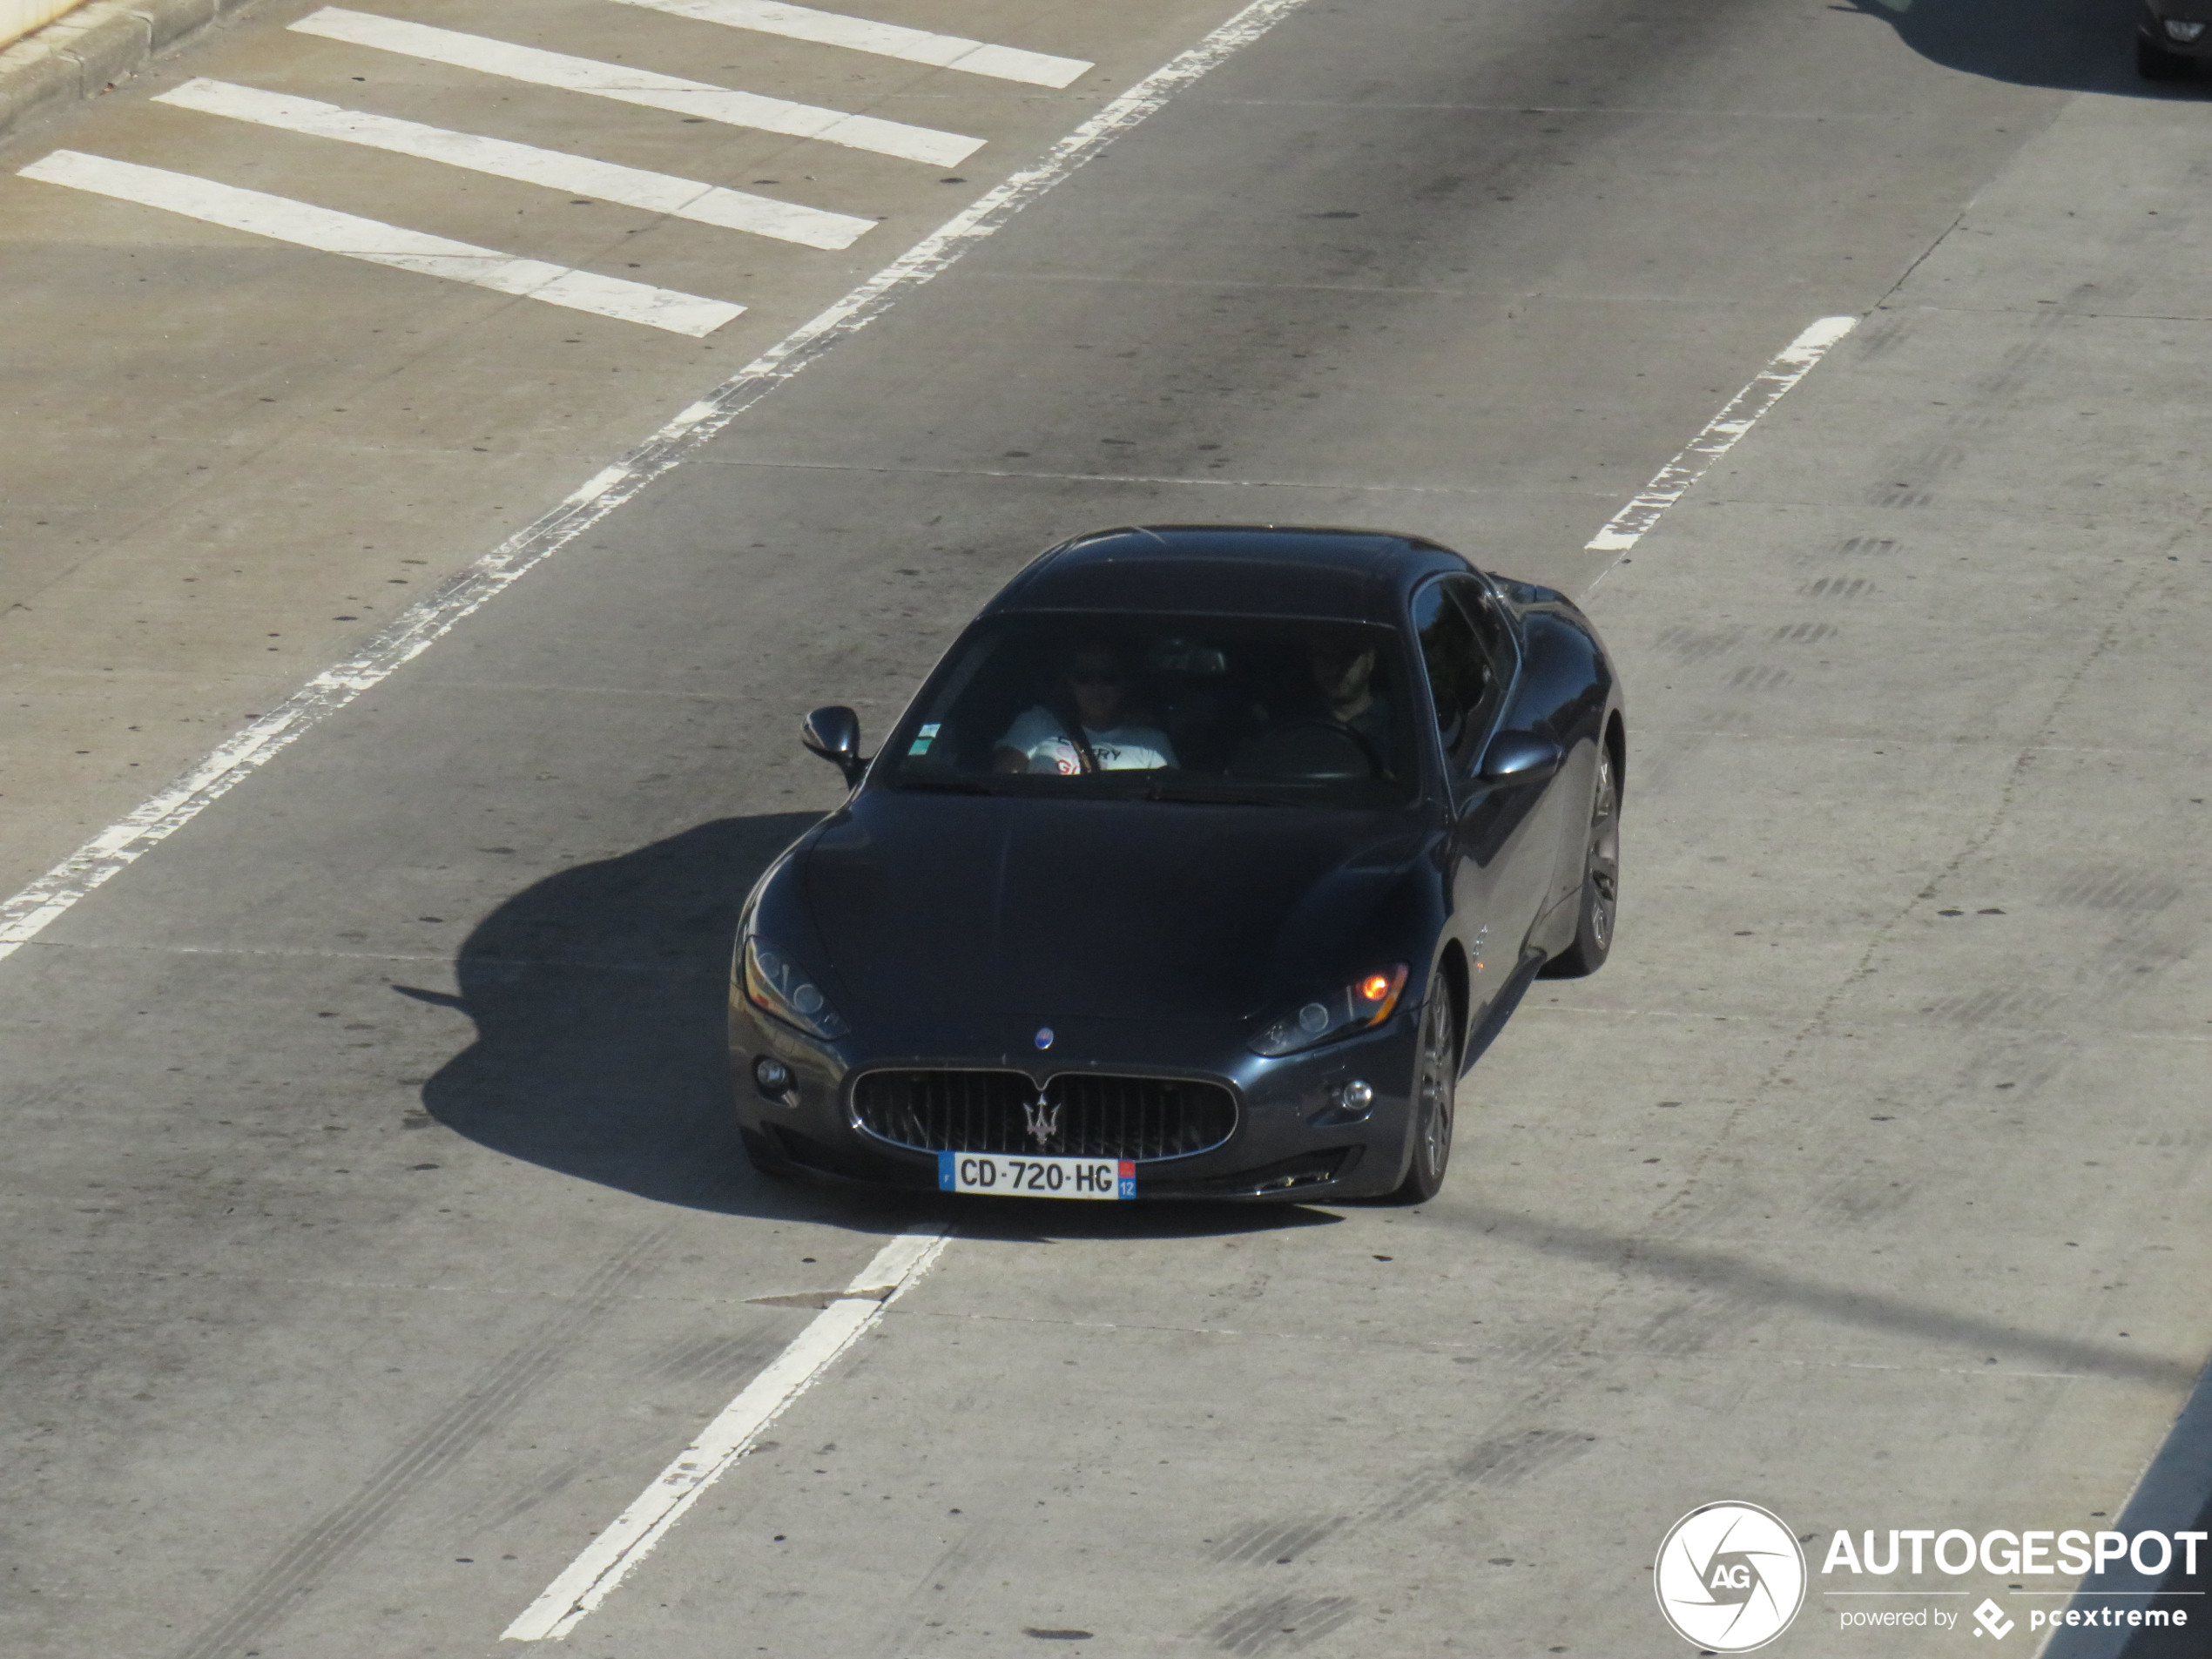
[605,0,1092,87]
[289,7,982,166]
[0,0,1326,967]
[502,1228,952,1641]
[154,78,874,249]
[15,151,744,334]
[1583,314,1858,572]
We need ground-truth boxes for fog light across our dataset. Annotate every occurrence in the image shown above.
[752,1055,794,1096]
[1311,1078,1375,1128]
[2167,18,2206,41]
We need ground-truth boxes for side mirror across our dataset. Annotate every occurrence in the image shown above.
[1477,731,1562,787]
[800,705,867,786]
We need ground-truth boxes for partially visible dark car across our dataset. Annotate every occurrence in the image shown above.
[2139,0,2211,77]
[729,527,1624,1204]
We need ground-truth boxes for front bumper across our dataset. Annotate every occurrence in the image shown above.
[729,994,1425,1201]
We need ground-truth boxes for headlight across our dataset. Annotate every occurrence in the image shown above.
[1250,964,1408,1056]
[741,936,849,1040]
[2168,18,2207,40]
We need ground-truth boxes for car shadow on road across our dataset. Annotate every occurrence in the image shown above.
[398,813,827,1220]
[402,813,1338,1238]
[1841,0,2189,96]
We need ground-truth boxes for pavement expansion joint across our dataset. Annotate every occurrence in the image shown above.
[691,454,1601,497]
[4,1262,907,1308]
[12,937,460,962]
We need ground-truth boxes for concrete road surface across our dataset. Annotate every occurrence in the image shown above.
[3,0,2209,1656]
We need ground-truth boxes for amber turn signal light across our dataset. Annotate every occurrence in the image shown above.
[1358,965,1408,1026]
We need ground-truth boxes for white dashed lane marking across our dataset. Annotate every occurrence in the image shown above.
[288,7,986,166]
[16,151,747,335]
[153,79,876,250]
[1582,314,1858,570]
[604,0,1093,87]
[502,1229,954,1642]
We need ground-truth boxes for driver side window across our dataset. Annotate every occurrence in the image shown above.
[1413,577,1501,770]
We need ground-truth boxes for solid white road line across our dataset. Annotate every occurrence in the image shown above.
[16,151,744,335]
[290,7,982,167]
[1581,314,1858,572]
[605,0,1091,88]
[502,1228,953,1642]
[154,78,875,251]
[0,0,1326,967]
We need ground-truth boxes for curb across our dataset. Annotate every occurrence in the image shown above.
[0,0,248,143]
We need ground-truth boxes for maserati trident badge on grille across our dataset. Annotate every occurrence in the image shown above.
[1035,1026,1054,1049]
[1023,1091,1062,1149]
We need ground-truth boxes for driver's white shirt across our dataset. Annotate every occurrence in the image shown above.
[999,705,1177,773]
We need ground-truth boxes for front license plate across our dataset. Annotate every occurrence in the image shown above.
[937,1151,1136,1200]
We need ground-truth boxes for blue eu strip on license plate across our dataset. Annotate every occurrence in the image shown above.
[938,1151,1136,1199]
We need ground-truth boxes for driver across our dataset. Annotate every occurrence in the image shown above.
[1305,637,1393,753]
[995,643,1177,774]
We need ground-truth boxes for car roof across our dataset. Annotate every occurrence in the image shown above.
[982,525,1477,624]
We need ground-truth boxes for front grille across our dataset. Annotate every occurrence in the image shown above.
[852,1069,1237,1162]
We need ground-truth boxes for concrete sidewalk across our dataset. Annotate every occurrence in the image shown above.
[1,0,261,140]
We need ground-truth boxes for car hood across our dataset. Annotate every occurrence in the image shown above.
[799,792,1429,1024]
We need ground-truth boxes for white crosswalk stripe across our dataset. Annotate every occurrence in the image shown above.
[17,0,1100,326]
[152,78,876,250]
[17,150,746,335]
[602,0,1091,88]
[289,7,984,166]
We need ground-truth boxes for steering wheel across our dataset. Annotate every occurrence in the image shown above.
[1228,718,1378,782]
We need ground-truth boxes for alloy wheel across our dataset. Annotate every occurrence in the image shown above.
[1587,747,1621,952]
[1406,986,1460,1211]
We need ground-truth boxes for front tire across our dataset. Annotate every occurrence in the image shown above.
[1386,990,1459,1203]
[1545,741,1620,978]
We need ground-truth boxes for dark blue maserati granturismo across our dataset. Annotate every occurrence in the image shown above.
[729,526,1624,1204]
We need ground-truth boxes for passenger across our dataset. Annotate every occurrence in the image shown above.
[995,644,1177,774]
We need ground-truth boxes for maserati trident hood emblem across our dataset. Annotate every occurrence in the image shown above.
[1023,1091,1062,1149]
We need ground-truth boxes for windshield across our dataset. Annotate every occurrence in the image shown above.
[881,612,1420,808]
